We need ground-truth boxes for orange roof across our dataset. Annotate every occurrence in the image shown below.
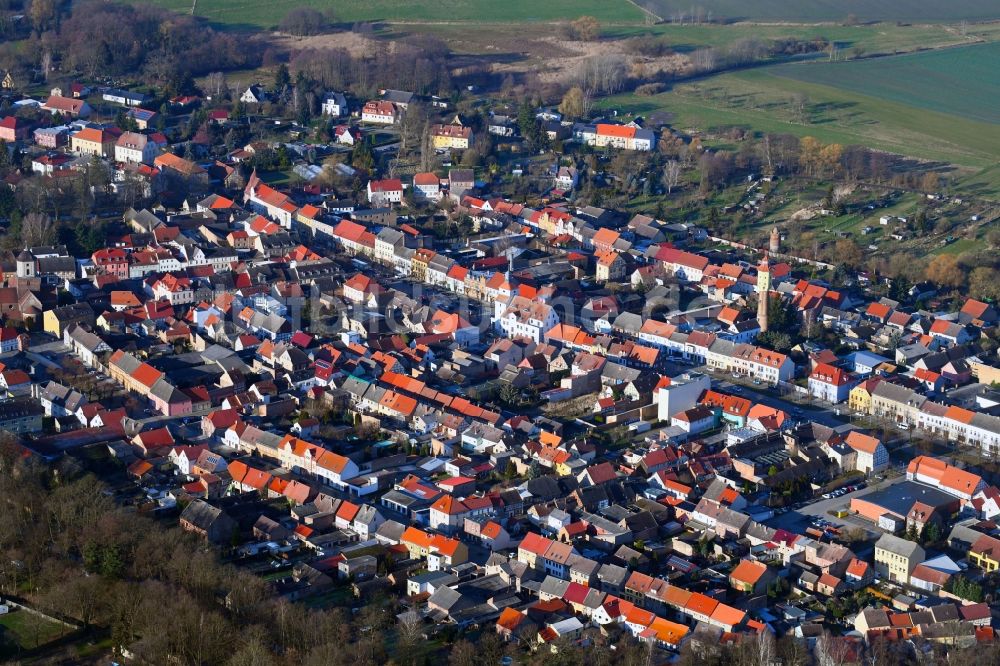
[596,123,636,139]
[539,430,562,448]
[154,151,206,176]
[592,227,620,247]
[497,607,524,631]
[132,363,163,389]
[379,390,417,416]
[413,172,439,186]
[336,500,360,522]
[481,521,502,539]
[431,495,468,516]
[518,531,552,556]
[401,526,432,549]
[645,617,689,645]
[845,431,882,455]
[684,592,719,617]
[700,389,752,417]
[940,465,982,495]
[914,367,942,383]
[961,299,990,318]
[710,603,746,628]
[316,449,351,474]
[846,558,869,578]
[74,127,109,144]
[866,302,892,319]
[429,534,461,557]
[730,559,768,586]
[944,405,976,424]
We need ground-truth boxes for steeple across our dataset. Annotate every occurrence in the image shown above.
[16,248,34,279]
[757,251,771,333]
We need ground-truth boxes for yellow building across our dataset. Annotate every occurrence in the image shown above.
[70,128,115,157]
[874,534,924,584]
[849,379,879,415]
[431,123,472,150]
[596,251,626,282]
[969,534,1000,572]
[43,303,94,337]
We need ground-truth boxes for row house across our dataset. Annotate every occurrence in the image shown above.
[706,340,794,384]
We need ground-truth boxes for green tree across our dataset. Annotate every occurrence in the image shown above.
[921,521,941,545]
[274,64,290,90]
[351,137,375,172]
[948,575,984,602]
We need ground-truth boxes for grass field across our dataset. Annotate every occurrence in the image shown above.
[769,41,1000,124]
[139,0,646,29]
[0,610,68,651]
[601,73,1000,168]
[604,21,1000,55]
[645,0,1000,22]
[598,40,1000,178]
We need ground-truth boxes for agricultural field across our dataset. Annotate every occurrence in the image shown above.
[644,0,1000,23]
[598,42,1000,186]
[604,20,1000,55]
[769,41,1000,124]
[137,0,647,29]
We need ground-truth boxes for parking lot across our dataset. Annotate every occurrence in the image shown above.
[764,475,905,539]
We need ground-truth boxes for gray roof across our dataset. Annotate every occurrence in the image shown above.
[596,563,628,586]
[875,533,925,559]
[538,575,570,599]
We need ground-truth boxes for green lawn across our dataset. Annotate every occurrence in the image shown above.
[643,0,1000,22]
[137,0,646,29]
[0,610,69,651]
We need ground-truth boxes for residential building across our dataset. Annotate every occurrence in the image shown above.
[874,533,924,584]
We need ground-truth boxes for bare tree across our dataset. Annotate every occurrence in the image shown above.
[40,50,52,81]
[662,159,682,195]
[754,629,776,666]
[21,212,56,246]
[396,610,423,662]
[791,93,809,122]
[815,632,851,666]
[206,72,226,99]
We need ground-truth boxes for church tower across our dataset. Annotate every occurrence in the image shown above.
[769,226,780,255]
[16,249,35,279]
[757,252,771,333]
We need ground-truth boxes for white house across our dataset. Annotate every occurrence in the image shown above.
[844,431,889,475]
[494,295,560,343]
[412,172,441,201]
[361,100,397,124]
[808,363,856,404]
[367,178,403,206]
[321,92,348,117]
[115,132,157,165]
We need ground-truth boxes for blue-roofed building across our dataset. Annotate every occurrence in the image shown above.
[127,107,158,130]
[846,351,891,377]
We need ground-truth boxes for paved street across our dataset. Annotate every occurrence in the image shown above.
[712,376,849,429]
